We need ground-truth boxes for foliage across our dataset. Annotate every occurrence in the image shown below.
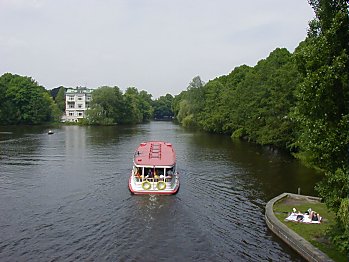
[85,86,153,125]
[315,168,349,253]
[152,94,174,120]
[274,199,347,261]
[121,87,153,124]
[174,49,300,148]
[55,86,66,113]
[138,90,154,122]
[174,76,205,128]
[293,0,349,252]
[85,86,123,125]
[0,73,56,124]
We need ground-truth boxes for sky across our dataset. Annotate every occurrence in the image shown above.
[0,0,315,98]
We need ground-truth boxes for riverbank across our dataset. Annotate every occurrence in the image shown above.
[265,193,339,261]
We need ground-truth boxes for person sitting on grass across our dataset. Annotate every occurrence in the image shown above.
[310,211,321,222]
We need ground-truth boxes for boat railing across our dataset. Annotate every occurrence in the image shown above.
[134,176,174,183]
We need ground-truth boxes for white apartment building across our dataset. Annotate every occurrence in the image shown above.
[64,87,92,122]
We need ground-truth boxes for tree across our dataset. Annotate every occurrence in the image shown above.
[55,86,66,113]
[153,94,174,120]
[0,73,55,124]
[86,86,124,125]
[175,76,205,127]
[122,87,143,124]
[138,90,153,122]
[293,0,349,252]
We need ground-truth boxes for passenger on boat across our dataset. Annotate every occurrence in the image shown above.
[146,169,153,178]
[135,168,142,181]
[165,169,173,182]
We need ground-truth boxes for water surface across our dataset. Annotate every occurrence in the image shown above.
[0,122,322,261]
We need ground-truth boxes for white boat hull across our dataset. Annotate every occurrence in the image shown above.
[128,175,180,195]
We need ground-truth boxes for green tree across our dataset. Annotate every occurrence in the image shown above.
[86,86,124,125]
[175,49,300,148]
[138,90,153,122]
[55,86,66,113]
[293,0,349,252]
[153,94,174,120]
[0,73,54,124]
[175,76,205,127]
[122,87,143,124]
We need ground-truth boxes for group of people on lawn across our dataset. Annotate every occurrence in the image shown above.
[292,208,321,222]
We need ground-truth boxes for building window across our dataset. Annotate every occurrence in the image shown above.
[68,96,74,101]
[78,112,83,116]
[69,112,74,116]
[78,96,83,100]
[69,104,75,108]
[78,104,82,108]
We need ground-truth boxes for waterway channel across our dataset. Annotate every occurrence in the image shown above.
[0,121,323,261]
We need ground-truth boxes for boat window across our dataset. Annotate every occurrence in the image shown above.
[144,168,153,178]
[166,167,174,176]
[154,168,164,177]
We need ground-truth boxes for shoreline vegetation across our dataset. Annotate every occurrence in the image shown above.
[0,0,347,255]
[272,195,346,261]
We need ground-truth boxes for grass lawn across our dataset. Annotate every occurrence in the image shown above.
[273,197,347,262]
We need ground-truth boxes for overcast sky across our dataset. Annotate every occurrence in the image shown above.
[0,0,314,98]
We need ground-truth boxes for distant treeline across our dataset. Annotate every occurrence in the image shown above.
[0,75,174,125]
[78,86,174,125]
[173,48,298,149]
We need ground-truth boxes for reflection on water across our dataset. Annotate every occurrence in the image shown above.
[0,122,321,261]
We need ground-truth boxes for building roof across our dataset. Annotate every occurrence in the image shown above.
[66,87,93,94]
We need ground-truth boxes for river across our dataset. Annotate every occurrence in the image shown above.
[0,121,322,261]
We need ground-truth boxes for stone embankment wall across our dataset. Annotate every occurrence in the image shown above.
[265,192,333,262]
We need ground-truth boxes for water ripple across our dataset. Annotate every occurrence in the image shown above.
[0,124,317,261]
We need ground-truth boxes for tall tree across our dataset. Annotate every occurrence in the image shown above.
[0,73,54,124]
[176,76,205,127]
[122,87,143,124]
[138,90,153,122]
[55,86,66,113]
[86,86,124,125]
[293,0,349,252]
[153,94,174,120]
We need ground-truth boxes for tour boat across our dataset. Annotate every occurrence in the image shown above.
[128,141,180,195]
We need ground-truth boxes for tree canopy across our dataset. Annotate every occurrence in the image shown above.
[293,0,349,251]
[83,86,153,125]
[0,73,59,124]
[171,0,349,252]
[174,48,300,148]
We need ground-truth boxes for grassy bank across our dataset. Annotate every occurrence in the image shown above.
[273,197,347,262]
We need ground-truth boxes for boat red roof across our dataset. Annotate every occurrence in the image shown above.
[133,141,176,167]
